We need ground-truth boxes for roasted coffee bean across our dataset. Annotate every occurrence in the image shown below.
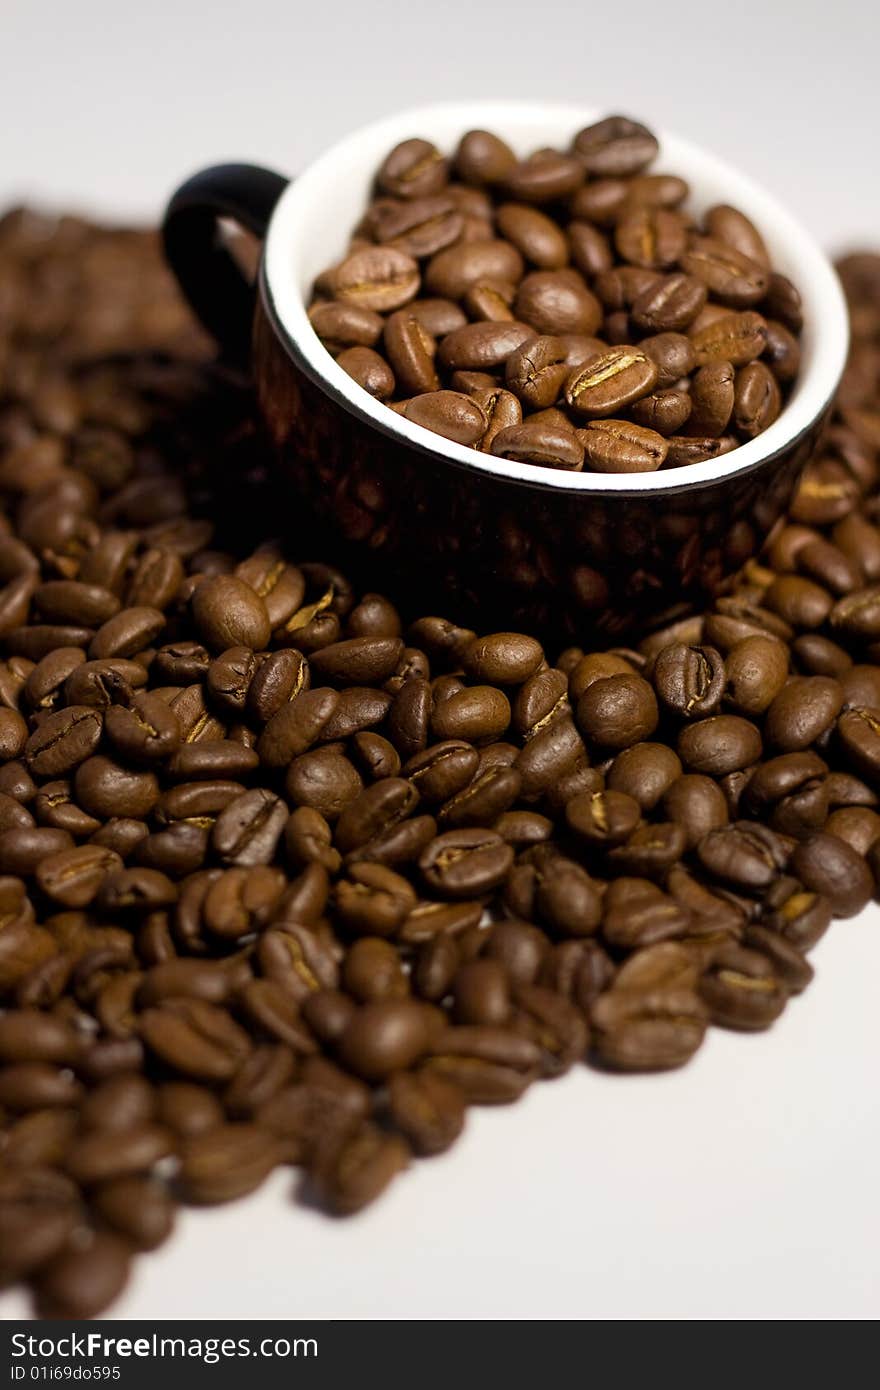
[75,756,159,819]
[734,360,782,437]
[377,139,447,200]
[34,1232,132,1319]
[139,999,252,1081]
[606,742,682,811]
[310,1121,410,1215]
[191,576,271,653]
[0,825,74,875]
[335,863,417,938]
[632,272,706,332]
[628,389,692,435]
[764,676,843,751]
[824,805,880,855]
[566,788,641,846]
[742,925,813,994]
[762,878,831,952]
[724,634,790,714]
[652,643,725,718]
[579,419,667,472]
[574,116,659,176]
[89,606,165,660]
[662,774,729,848]
[512,983,588,1075]
[607,821,687,878]
[490,420,584,470]
[691,311,768,367]
[403,390,488,445]
[565,346,658,417]
[535,856,602,936]
[455,130,516,186]
[699,943,787,1030]
[104,690,181,763]
[601,877,686,950]
[387,1069,465,1155]
[256,688,339,768]
[179,1123,280,1204]
[790,832,874,918]
[335,777,419,855]
[577,674,658,749]
[423,1025,540,1102]
[419,828,513,898]
[64,1122,174,1185]
[25,705,103,776]
[678,715,762,774]
[337,998,431,1081]
[35,843,123,908]
[514,269,602,337]
[697,822,789,891]
[91,1175,175,1250]
[341,937,408,1003]
[430,685,510,743]
[742,752,830,836]
[590,986,707,1071]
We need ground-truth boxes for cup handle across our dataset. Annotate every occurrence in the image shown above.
[162,163,289,363]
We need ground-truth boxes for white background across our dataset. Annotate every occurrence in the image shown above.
[2,0,879,1321]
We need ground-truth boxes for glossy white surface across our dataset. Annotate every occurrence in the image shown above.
[1,0,879,1323]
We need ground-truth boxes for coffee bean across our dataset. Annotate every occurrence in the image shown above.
[724,634,790,714]
[574,116,659,176]
[566,788,641,846]
[579,419,668,472]
[577,674,658,750]
[606,742,683,811]
[65,1122,174,1185]
[565,346,658,418]
[762,878,831,951]
[662,774,729,848]
[337,999,431,1081]
[179,1123,280,1204]
[92,1175,175,1250]
[0,825,74,875]
[89,606,165,660]
[699,943,787,1029]
[191,576,271,653]
[591,986,706,1071]
[790,832,874,918]
[691,310,768,367]
[36,843,123,908]
[311,1122,410,1215]
[403,390,489,445]
[424,1024,540,1102]
[419,828,513,898]
[678,715,762,775]
[25,705,103,776]
[139,999,252,1081]
[697,822,789,891]
[764,676,843,751]
[35,1231,131,1319]
[387,1069,465,1155]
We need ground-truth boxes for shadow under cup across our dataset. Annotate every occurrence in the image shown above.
[165,103,849,643]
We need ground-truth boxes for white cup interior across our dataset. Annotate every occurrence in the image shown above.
[264,102,849,494]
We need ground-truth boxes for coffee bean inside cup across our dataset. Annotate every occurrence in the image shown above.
[308,118,803,473]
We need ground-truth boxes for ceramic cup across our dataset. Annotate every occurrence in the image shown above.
[163,102,849,640]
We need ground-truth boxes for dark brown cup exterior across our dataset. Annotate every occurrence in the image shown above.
[256,279,829,642]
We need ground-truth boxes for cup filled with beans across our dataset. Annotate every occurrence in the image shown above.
[164,104,849,636]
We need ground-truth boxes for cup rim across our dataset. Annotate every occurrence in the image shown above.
[262,100,849,497]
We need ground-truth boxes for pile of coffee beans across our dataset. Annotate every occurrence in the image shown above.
[0,203,876,1320]
[308,118,803,473]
